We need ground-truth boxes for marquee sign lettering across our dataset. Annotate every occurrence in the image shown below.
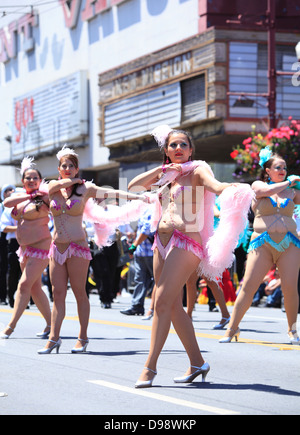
[100,52,193,101]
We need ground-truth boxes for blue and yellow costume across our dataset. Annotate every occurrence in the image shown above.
[248,193,300,263]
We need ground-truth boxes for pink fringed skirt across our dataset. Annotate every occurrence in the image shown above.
[49,241,92,265]
[153,229,204,261]
[17,246,49,264]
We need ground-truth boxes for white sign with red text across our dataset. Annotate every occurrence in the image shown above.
[12,71,88,158]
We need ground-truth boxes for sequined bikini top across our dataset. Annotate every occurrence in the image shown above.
[49,195,83,217]
[254,196,295,219]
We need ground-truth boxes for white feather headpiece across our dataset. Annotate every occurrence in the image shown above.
[151,125,173,150]
[56,144,78,161]
[20,156,35,176]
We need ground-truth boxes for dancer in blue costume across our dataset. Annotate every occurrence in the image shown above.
[220,148,300,345]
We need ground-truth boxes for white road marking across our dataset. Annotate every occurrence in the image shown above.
[87,380,239,415]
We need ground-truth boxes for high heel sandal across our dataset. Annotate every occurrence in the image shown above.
[37,338,62,354]
[135,367,157,389]
[288,330,300,345]
[173,362,210,384]
[0,326,14,340]
[142,310,154,321]
[219,327,240,343]
[71,338,89,354]
[213,316,231,330]
[36,326,51,339]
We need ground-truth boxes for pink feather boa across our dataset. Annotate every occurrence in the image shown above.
[198,183,255,281]
[83,199,149,248]
[40,180,151,248]
[41,180,150,249]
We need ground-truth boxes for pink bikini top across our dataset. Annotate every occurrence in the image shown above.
[49,196,83,217]
[12,200,49,221]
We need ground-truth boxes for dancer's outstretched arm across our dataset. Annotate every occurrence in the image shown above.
[195,167,233,195]
[252,179,293,198]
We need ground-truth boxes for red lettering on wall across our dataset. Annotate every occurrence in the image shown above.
[0,13,38,64]
[22,99,29,127]
[0,21,18,63]
[110,0,124,5]
[14,98,34,143]
[81,0,95,22]
[61,0,128,28]
[59,0,82,29]
[15,102,21,143]
[30,98,34,123]
[95,0,108,15]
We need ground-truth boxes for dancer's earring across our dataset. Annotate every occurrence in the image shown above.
[166,156,170,164]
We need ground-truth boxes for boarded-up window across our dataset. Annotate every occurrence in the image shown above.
[104,82,181,146]
[181,75,206,123]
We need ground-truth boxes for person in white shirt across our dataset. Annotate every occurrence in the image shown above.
[0,184,16,305]
[0,190,21,307]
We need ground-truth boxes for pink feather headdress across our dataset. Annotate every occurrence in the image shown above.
[20,156,35,176]
[151,125,173,149]
[56,145,78,161]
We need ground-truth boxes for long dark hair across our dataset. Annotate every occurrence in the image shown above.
[260,154,286,182]
[162,129,195,164]
[59,154,83,199]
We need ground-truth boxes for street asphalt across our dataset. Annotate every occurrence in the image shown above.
[0,288,299,417]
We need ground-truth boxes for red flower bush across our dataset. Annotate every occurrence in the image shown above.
[231,117,300,179]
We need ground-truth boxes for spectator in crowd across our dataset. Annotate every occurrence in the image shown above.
[92,229,120,309]
[0,187,21,308]
[120,209,154,316]
[0,184,15,305]
[252,266,282,308]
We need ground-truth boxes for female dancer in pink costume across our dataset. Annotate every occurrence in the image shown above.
[129,125,253,388]
[0,158,51,340]
[220,148,300,345]
[38,146,148,354]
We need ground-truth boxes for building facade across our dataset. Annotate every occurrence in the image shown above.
[0,0,299,188]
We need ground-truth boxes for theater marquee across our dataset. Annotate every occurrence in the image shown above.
[98,32,227,148]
